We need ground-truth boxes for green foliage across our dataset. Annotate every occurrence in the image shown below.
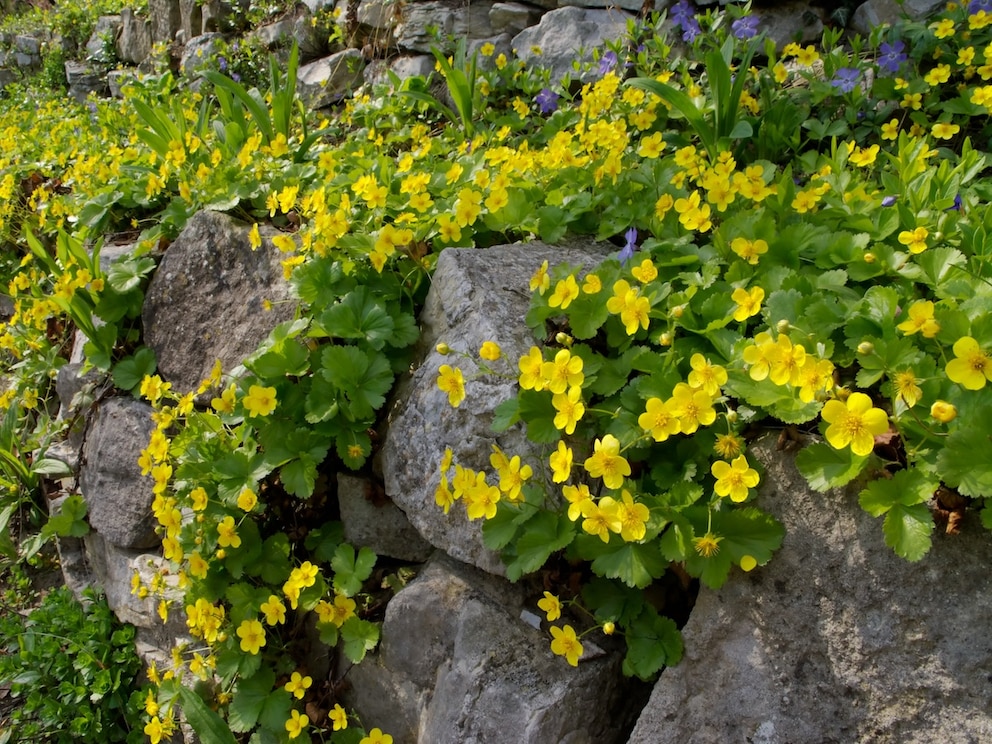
[0,587,145,743]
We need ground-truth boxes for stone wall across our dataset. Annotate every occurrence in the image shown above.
[55,211,992,743]
[0,0,947,103]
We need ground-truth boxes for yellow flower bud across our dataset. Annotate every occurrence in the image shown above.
[555,332,573,348]
[602,621,616,635]
[436,343,451,355]
[857,341,874,355]
[776,319,791,333]
[659,332,673,346]
[930,400,957,423]
[863,252,876,263]
[671,305,684,318]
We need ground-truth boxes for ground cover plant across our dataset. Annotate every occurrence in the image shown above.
[4,0,992,741]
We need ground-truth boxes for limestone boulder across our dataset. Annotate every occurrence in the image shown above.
[752,2,825,48]
[380,241,612,576]
[345,553,646,744]
[511,7,633,84]
[79,397,158,549]
[148,0,183,44]
[65,61,108,102]
[141,210,297,395]
[117,8,152,65]
[394,0,494,53]
[338,473,433,563]
[850,0,945,36]
[489,2,543,36]
[297,49,365,109]
[85,15,122,64]
[628,433,992,743]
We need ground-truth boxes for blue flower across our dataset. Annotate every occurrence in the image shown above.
[671,0,701,43]
[619,227,638,264]
[732,16,759,40]
[970,0,992,11]
[881,195,898,207]
[949,194,963,211]
[830,67,860,94]
[599,51,618,76]
[877,40,906,76]
[535,88,559,115]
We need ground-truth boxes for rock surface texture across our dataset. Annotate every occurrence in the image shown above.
[380,241,611,576]
[142,210,297,395]
[344,552,647,744]
[628,434,992,744]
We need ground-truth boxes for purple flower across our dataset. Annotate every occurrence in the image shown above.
[671,0,701,43]
[830,67,860,94]
[732,16,760,40]
[599,51,618,76]
[970,0,992,11]
[881,195,898,207]
[218,55,228,71]
[949,194,963,211]
[535,88,559,115]
[876,40,906,76]
[619,227,638,264]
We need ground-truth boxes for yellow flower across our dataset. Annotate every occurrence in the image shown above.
[896,300,940,338]
[630,258,658,283]
[891,370,923,408]
[285,672,313,700]
[479,341,501,361]
[932,121,960,140]
[518,346,546,391]
[821,392,889,456]
[329,704,348,731]
[711,455,760,503]
[541,349,584,394]
[881,118,900,140]
[713,433,744,459]
[583,434,631,489]
[437,364,466,407]
[237,487,258,511]
[549,275,580,309]
[140,374,171,404]
[549,624,584,666]
[693,531,723,557]
[552,386,585,435]
[538,591,562,621]
[530,260,550,294]
[946,336,992,389]
[731,286,764,322]
[614,490,650,541]
[261,595,286,625]
[930,400,957,423]
[582,274,602,294]
[730,236,768,264]
[217,516,241,548]
[550,440,573,483]
[668,383,717,434]
[638,396,680,442]
[236,619,266,654]
[930,18,955,39]
[605,279,651,336]
[285,710,308,739]
[687,353,728,396]
[356,727,395,744]
[243,384,278,418]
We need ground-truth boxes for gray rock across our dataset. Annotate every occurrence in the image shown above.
[390,54,435,81]
[107,68,136,98]
[511,7,633,84]
[117,8,153,64]
[85,14,122,64]
[489,2,543,37]
[558,0,643,13]
[141,210,298,396]
[79,397,159,549]
[628,434,992,743]
[380,242,611,576]
[148,0,183,44]
[14,34,41,57]
[345,553,643,744]
[180,0,203,40]
[253,17,296,49]
[394,0,495,53]
[65,60,108,102]
[339,474,434,562]
[850,0,945,36]
[180,32,228,77]
[358,0,396,30]
[753,3,825,49]
[297,48,365,108]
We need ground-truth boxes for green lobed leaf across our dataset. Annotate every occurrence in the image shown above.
[341,617,380,664]
[588,540,668,589]
[622,606,683,680]
[505,510,574,581]
[858,468,938,517]
[882,503,934,561]
[795,442,870,492]
[228,668,275,733]
[332,544,377,597]
[937,420,992,498]
[177,685,239,744]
